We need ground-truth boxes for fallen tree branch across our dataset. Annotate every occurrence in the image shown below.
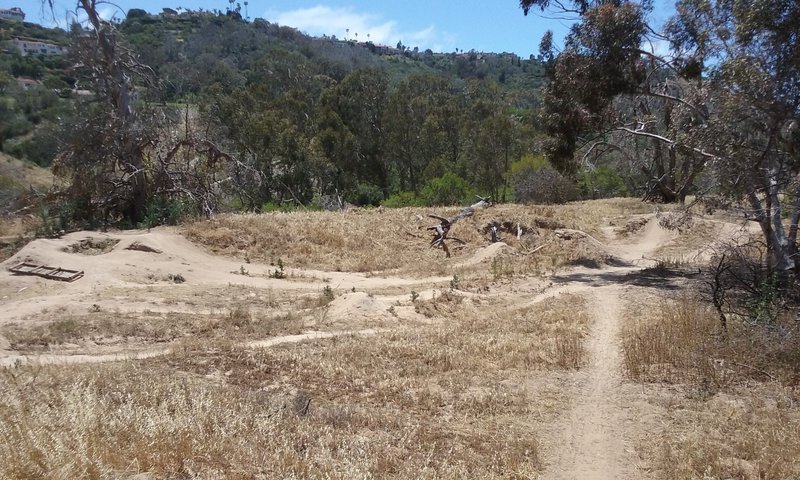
[426,196,491,257]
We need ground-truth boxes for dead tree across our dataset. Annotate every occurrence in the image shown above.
[426,196,491,257]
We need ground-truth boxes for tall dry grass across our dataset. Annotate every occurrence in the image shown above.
[184,199,653,274]
[0,288,590,478]
[1,308,306,352]
[622,292,800,479]
[622,294,800,386]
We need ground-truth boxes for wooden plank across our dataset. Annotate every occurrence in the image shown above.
[8,262,84,282]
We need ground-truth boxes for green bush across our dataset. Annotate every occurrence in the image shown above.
[4,126,59,166]
[382,191,423,208]
[351,182,384,206]
[419,172,474,206]
[579,166,628,199]
[140,197,187,228]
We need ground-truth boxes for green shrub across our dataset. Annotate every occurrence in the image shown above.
[382,191,423,208]
[140,197,187,228]
[351,182,384,206]
[419,172,474,206]
[579,166,628,199]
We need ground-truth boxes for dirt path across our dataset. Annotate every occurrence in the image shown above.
[536,216,672,479]
[541,286,646,479]
[0,328,384,367]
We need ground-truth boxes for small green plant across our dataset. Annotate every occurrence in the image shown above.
[387,305,397,317]
[746,276,781,325]
[410,290,420,302]
[269,258,286,279]
[322,285,335,303]
[168,273,185,284]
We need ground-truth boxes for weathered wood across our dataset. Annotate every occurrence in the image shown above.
[426,197,491,257]
[8,262,84,282]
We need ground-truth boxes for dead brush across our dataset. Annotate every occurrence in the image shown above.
[184,199,654,275]
[623,292,800,387]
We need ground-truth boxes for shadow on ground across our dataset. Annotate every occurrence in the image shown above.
[553,264,700,291]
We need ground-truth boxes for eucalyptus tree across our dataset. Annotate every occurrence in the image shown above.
[385,73,463,193]
[519,0,800,276]
[50,0,156,223]
[315,68,390,200]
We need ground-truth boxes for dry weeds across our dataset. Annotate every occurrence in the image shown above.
[1,308,305,352]
[0,287,592,479]
[184,199,653,275]
[622,291,800,479]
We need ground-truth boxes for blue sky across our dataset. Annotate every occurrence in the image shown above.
[12,0,675,57]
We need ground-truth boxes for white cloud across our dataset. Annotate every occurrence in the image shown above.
[265,5,456,52]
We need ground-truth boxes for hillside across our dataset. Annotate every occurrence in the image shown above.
[0,151,53,205]
[1,9,552,217]
[117,9,546,107]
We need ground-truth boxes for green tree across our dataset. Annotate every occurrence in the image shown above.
[385,73,461,193]
[519,0,800,276]
[460,80,524,201]
[315,68,389,203]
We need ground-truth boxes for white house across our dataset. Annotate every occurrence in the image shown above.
[12,37,67,56]
[0,7,24,21]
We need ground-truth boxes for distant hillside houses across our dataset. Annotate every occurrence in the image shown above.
[0,6,24,21]
[12,37,67,56]
[15,77,38,89]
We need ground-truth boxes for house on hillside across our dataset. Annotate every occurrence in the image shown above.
[0,7,24,21]
[12,37,67,56]
[15,77,39,89]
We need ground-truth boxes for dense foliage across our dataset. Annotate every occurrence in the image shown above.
[3,9,582,223]
[522,0,800,282]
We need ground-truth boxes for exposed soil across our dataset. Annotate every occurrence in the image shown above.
[0,209,753,476]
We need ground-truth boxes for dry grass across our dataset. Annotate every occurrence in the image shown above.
[647,385,800,479]
[1,307,304,353]
[184,199,653,275]
[0,287,592,479]
[622,292,800,479]
[413,291,590,370]
[622,293,800,386]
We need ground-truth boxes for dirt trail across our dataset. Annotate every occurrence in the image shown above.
[0,328,383,367]
[537,215,671,479]
[541,287,644,479]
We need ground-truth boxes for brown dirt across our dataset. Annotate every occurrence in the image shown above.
[0,203,760,477]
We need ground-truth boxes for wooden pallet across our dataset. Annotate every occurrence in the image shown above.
[7,262,84,282]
